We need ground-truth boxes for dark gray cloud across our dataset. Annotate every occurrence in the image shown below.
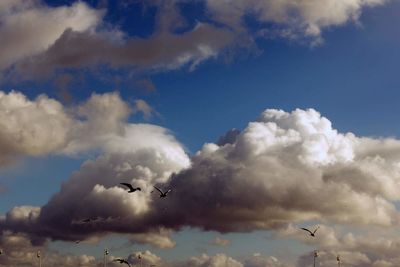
[0,0,389,80]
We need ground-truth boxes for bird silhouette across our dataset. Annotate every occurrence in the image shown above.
[80,216,99,224]
[120,183,141,193]
[153,186,171,198]
[113,258,131,267]
[300,226,320,237]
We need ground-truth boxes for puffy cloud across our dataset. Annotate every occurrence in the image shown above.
[244,254,293,267]
[187,253,243,267]
[280,224,400,267]
[0,231,97,267]
[211,237,231,247]
[3,107,400,243]
[0,90,129,165]
[130,228,176,248]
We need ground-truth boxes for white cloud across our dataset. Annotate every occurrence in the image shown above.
[211,237,231,247]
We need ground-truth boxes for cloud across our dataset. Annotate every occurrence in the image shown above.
[133,99,158,120]
[0,231,97,267]
[279,224,400,267]
[3,107,400,243]
[187,253,243,267]
[211,237,231,247]
[0,90,130,165]
[243,254,293,267]
[130,228,176,248]
[206,0,386,43]
[0,0,390,80]
[0,1,102,71]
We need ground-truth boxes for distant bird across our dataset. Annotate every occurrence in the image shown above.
[113,258,131,267]
[153,186,171,198]
[301,226,320,237]
[80,216,99,224]
[120,183,141,193]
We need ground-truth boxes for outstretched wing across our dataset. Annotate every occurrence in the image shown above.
[300,228,313,235]
[122,259,131,267]
[313,226,320,234]
[120,183,134,191]
[153,186,164,195]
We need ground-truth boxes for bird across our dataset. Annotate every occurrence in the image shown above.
[113,258,131,267]
[153,186,171,198]
[300,226,320,237]
[120,183,141,193]
[80,216,99,224]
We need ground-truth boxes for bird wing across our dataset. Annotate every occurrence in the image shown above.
[120,183,134,191]
[300,228,313,235]
[313,226,320,234]
[165,189,172,195]
[153,186,164,194]
[122,260,131,266]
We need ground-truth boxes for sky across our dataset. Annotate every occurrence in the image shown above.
[1,0,400,266]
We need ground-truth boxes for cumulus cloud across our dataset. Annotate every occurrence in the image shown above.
[130,228,176,248]
[211,237,231,247]
[0,90,130,165]
[3,107,400,244]
[279,224,400,267]
[0,231,97,267]
[187,253,243,267]
[244,254,293,267]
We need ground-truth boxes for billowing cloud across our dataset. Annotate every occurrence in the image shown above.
[3,107,400,243]
[0,90,129,165]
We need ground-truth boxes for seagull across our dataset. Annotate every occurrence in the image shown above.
[153,186,171,198]
[113,258,131,267]
[300,226,320,237]
[120,183,141,193]
[80,216,99,224]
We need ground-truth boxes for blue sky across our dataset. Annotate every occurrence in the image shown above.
[1,1,400,267]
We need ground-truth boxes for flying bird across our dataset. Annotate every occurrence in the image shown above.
[300,226,320,237]
[153,186,171,198]
[113,258,131,267]
[120,183,141,193]
[80,216,99,224]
